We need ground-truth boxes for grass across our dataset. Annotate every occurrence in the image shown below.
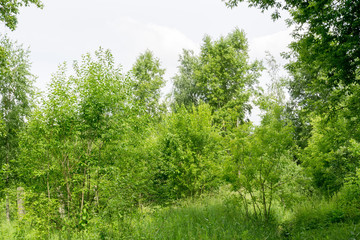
[2,188,360,239]
[128,195,279,239]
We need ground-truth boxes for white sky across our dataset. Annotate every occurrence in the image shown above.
[1,0,293,123]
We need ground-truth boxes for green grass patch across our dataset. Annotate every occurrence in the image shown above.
[127,193,279,240]
[3,189,360,239]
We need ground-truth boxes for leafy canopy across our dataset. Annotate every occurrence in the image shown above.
[0,0,43,30]
[131,50,165,116]
[173,28,262,126]
[224,0,360,114]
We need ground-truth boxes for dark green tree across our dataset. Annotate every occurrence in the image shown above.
[0,36,34,221]
[0,0,43,30]
[224,2,360,196]
[223,0,360,115]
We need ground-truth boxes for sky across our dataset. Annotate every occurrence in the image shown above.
[1,0,293,122]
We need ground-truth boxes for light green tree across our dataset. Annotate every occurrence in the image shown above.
[226,56,302,220]
[16,48,136,231]
[73,48,131,226]
[172,29,262,127]
[153,103,224,200]
[229,104,297,220]
[0,35,34,221]
[131,50,165,116]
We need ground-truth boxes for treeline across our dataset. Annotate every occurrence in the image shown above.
[0,29,263,230]
[1,0,360,238]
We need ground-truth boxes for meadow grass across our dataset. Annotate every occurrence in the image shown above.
[2,189,360,239]
[127,191,279,240]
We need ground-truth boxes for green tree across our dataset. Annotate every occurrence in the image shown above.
[16,99,62,234]
[301,99,360,195]
[73,48,132,225]
[0,0,43,30]
[131,50,165,116]
[224,1,360,199]
[226,58,304,220]
[172,29,262,127]
[153,104,224,201]
[16,48,137,231]
[0,35,34,221]
[228,102,298,220]
[35,62,80,228]
[223,0,360,115]
[172,50,201,108]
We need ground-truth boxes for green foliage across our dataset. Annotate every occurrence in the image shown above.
[131,50,165,116]
[225,0,360,118]
[228,107,299,220]
[224,0,360,90]
[301,115,360,195]
[222,3,360,203]
[226,60,305,220]
[289,223,360,240]
[0,117,5,137]
[0,0,43,30]
[153,104,224,201]
[337,168,360,220]
[0,35,34,153]
[15,48,139,230]
[129,191,279,240]
[0,35,34,221]
[172,28,262,127]
[2,18,360,238]
[289,198,344,231]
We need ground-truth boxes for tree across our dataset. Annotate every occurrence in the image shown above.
[73,48,131,224]
[228,105,298,220]
[227,79,301,220]
[15,48,138,230]
[172,28,262,127]
[223,0,360,115]
[223,1,360,198]
[0,0,43,30]
[301,116,353,195]
[0,35,34,221]
[153,104,224,201]
[131,50,165,116]
[224,55,309,220]
[172,50,201,108]
[300,91,360,195]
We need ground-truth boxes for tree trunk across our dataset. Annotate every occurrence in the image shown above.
[80,167,86,214]
[6,140,10,221]
[58,188,65,219]
[17,187,25,220]
[62,154,72,218]
[6,195,10,221]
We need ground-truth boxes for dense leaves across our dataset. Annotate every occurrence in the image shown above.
[0,35,34,221]
[131,50,165,116]
[173,29,262,127]
[153,104,224,200]
[2,0,360,236]
[0,0,43,30]
[224,0,360,115]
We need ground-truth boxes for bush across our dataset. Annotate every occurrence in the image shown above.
[337,168,360,221]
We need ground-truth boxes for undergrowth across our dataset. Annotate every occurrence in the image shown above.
[2,187,360,239]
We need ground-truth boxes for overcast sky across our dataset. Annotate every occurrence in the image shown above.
[1,0,292,122]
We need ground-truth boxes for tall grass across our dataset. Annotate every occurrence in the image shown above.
[2,188,360,239]
[127,191,280,240]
